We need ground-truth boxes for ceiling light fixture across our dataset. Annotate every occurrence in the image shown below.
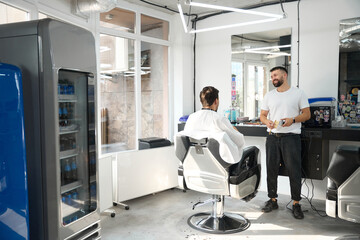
[178,0,284,34]
[177,3,188,33]
[245,50,290,56]
[244,44,291,52]
[188,1,283,19]
[232,44,291,57]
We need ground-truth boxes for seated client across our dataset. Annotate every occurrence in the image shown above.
[182,86,245,174]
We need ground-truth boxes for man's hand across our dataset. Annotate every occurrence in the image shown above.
[281,118,293,127]
[266,120,275,129]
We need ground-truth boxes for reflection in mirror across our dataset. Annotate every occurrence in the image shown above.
[231,28,291,120]
[338,17,360,124]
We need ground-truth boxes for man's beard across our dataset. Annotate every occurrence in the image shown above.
[272,77,284,87]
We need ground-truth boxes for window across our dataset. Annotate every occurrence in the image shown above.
[140,42,168,139]
[100,8,135,33]
[231,62,244,116]
[231,62,267,119]
[99,7,170,154]
[99,34,136,153]
[246,65,267,118]
[0,2,28,24]
[141,14,169,40]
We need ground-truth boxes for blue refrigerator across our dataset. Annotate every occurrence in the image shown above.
[0,19,100,240]
[0,63,30,240]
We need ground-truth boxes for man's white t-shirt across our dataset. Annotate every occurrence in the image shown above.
[261,87,309,134]
[180,109,245,164]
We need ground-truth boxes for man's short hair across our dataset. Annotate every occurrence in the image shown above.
[200,86,219,107]
[270,66,288,74]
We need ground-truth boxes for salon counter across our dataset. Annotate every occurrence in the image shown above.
[178,122,360,180]
[235,124,360,141]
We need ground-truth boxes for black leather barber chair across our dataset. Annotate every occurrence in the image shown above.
[175,135,261,234]
[326,145,360,223]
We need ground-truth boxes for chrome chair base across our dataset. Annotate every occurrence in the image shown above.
[187,212,250,234]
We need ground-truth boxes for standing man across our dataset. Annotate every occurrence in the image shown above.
[260,66,310,219]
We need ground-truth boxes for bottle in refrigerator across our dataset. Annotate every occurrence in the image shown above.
[90,154,96,176]
[62,106,68,126]
[64,159,72,184]
[71,158,77,181]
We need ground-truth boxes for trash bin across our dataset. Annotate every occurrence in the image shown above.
[138,137,171,150]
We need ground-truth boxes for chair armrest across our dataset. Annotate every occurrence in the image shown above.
[229,165,260,185]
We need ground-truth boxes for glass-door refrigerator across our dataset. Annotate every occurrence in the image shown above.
[58,70,97,226]
[0,19,100,240]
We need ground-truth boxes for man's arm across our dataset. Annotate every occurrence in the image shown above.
[260,109,275,129]
[281,107,311,126]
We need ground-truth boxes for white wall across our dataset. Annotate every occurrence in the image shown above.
[191,0,360,113]
[172,14,194,137]
[189,0,360,200]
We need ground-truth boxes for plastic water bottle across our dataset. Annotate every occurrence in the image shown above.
[90,155,96,175]
[72,190,78,200]
[71,190,79,209]
[66,193,72,206]
[62,107,68,126]
[64,159,71,184]
[59,105,63,120]
[71,158,77,181]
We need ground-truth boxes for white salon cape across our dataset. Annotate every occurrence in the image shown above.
[178,109,245,164]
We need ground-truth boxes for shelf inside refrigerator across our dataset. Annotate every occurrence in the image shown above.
[60,149,78,159]
[58,94,77,102]
[61,200,84,219]
[59,124,79,134]
[89,145,95,152]
[61,180,83,194]
[90,175,96,183]
[59,129,79,135]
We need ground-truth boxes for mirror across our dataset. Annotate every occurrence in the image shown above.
[231,28,292,120]
[338,17,360,124]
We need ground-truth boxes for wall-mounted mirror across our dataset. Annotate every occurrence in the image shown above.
[338,17,360,124]
[231,28,291,120]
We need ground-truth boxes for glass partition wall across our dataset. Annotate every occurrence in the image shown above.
[231,28,291,120]
[99,8,170,154]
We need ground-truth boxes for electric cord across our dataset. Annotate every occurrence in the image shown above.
[279,0,288,18]
[233,35,277,44]
[297,0,301,88]
[140,0,196,16]
[193,22,197,112]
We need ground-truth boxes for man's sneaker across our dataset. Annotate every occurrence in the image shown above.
[262,199,278,212]
[293,203,304,219]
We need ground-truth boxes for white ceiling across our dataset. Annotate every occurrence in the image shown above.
[123,0,290,16]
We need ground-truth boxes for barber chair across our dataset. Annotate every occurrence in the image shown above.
[175,135,261,234]
[326,145,360,223]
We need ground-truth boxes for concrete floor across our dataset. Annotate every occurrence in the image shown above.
[100,189,360,240]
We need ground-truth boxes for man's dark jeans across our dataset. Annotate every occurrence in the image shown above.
[266,133,302,201]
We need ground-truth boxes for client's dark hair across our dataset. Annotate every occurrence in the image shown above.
[200,86,219,107]
[270,66,288,74]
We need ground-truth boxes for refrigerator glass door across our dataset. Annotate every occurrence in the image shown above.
[58,69,97,226]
